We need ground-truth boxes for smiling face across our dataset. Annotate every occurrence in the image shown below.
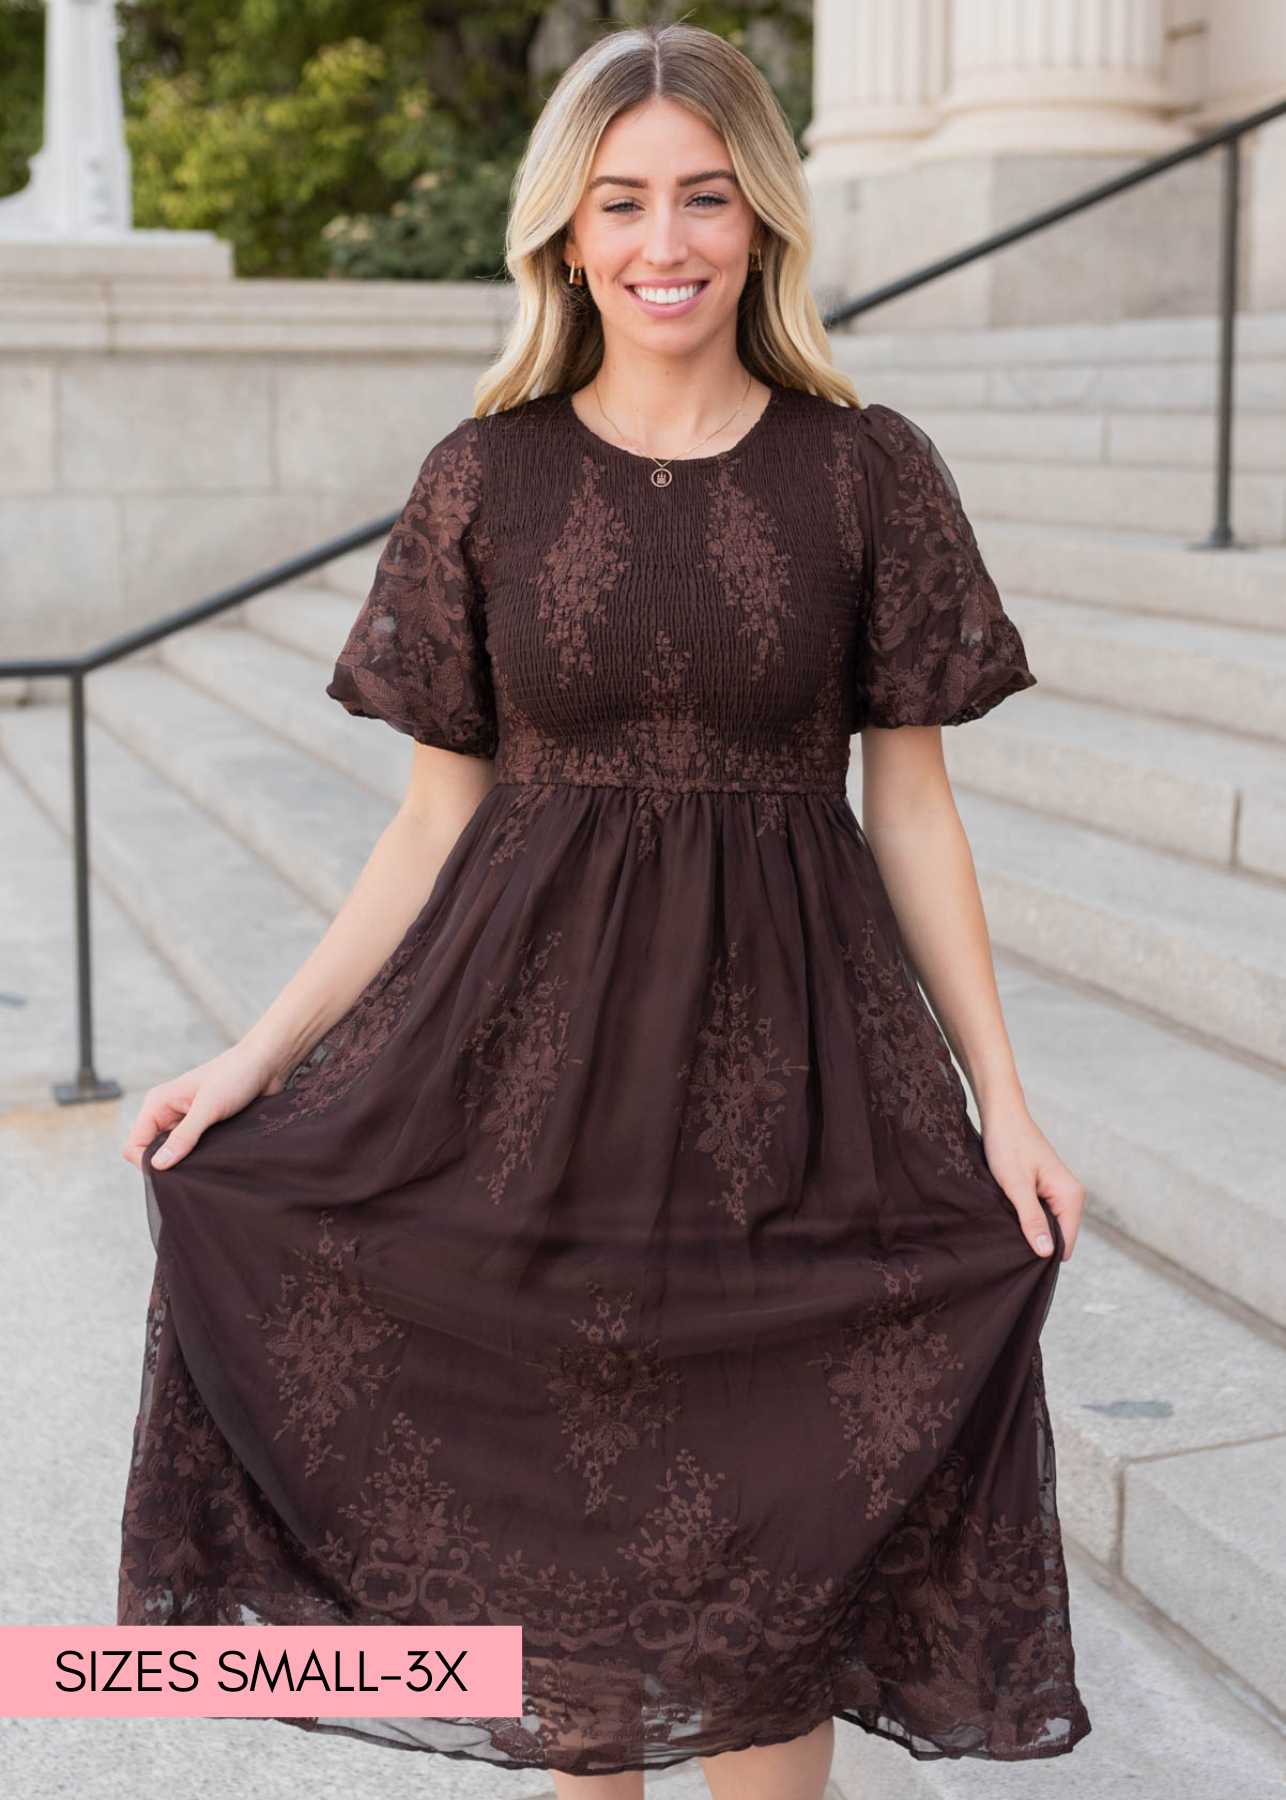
[563,97,763,357]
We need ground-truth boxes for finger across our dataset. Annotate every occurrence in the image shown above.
[122,1090,188,1160]
[1045,1199,1074,1260]
[1008,1189,1056,1258]
[149,1111,209,1169]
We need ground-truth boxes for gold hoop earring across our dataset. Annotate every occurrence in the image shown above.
[749,247,763,272]
[568,261,584,286]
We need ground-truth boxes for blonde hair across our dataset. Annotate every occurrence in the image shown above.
[473,20,860,418]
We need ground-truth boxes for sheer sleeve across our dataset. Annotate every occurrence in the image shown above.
[853,403,1037,729]
[325,414,498,758]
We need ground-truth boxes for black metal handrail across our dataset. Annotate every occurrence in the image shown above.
[2,90,1283,1104]
[820,91,1286,551]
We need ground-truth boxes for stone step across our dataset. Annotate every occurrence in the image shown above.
[977,519,1286,633]
[936,786,1286,1069]
[1003,593,1286,743]
[832,305,1286,377]
[831,1546,1286,1797]
[991,950,1286,1334]
[0,703,329,1043]
[867,402,1286,473]
[156,613,409,808]
[1038,1228,1286,1727]
[86,659,392,916]
[945,452,1284,543]
[238,585,366,665]
[844,357,1286,421]
[0,758,227,1106]
[945,689,1286,881]
[1124,1437,1286,1726]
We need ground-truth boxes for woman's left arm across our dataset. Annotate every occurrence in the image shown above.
[859,721,1086,1263]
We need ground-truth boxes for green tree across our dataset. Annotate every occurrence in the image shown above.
[0,1,812,280]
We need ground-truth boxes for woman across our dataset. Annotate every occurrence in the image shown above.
[118,21,1092,1797]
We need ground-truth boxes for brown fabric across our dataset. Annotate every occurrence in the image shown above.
[118,382,1090,1776]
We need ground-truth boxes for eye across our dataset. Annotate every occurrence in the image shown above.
[601,193,729,215]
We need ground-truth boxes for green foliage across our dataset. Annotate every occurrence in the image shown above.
[0,0,813,280]
[127,39,401,276]
[0,0,44,199]
[324,145,520,283]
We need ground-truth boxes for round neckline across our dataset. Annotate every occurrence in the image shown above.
[561,380,781,466]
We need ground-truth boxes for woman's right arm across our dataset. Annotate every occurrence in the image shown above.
[121,743,497,1171]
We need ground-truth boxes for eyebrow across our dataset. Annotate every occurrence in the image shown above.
[587,168,738,191]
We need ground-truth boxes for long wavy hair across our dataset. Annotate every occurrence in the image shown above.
[473,21,860,418]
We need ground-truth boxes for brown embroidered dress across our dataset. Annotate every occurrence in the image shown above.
[118,381,1093,1775]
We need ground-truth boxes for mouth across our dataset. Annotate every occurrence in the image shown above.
[625,279,710,317]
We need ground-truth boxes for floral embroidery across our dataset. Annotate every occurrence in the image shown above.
[677,941,807,1224]
[250,1211,409,1479]
[840,917,977,1178]
[487,781,558,866]
[705,464,796,681]
[454,928,583,1203]
[754,791,788,838]
[543,1282,683,1516]
[119,1263,343,1630]
[631,787,677,861]
[826,413,866,583]
[319,1411,494,1620]
[326,417,498,756]
[845,1413,1087,1759]
[855,404,1037,729]
[534,454,631,686]
[808,1260,965,1520]
[120,1269,1091,1764]
[257,931,422,1136]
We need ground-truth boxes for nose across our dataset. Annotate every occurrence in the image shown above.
[641,204,690,272]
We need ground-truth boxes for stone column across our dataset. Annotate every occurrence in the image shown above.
[1193,0,1286,311]
[916,0,1189,160]
[0,0,132,237]
[0,0,228,277]
[803,0,949,178]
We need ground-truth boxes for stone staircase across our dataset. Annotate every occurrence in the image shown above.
[4,308,1286,1793]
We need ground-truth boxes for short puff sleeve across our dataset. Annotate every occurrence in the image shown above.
[854,403,1036,729]
[326,415,498,757]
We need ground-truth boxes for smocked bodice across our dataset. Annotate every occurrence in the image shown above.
[325,381,1037,790]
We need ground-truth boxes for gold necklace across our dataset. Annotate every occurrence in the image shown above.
[590,372,755,488]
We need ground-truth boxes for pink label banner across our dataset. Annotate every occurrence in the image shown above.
[0,1626,522,1718]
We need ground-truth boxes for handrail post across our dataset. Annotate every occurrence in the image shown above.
[53,671,121,1104]
[1194,134,1243,550]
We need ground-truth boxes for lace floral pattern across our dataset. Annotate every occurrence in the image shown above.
[325,416,498,756]
[841,917,978,1178]
[486,781,558,866]
[854,404,1038,730]
[808,1260,965,1520]
[677,941,808,1225]
[256,931,423,1137]
[535,455,631,686]
[543,1281,684,1517]
[705,460,796,681]
[319,1411,494,1618]
[453,928,583,1203]
[251,1211,409,1480]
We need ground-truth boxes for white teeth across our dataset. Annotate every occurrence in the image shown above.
[631,283,704,305]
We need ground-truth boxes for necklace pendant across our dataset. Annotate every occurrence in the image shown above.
[651,466,672,488]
